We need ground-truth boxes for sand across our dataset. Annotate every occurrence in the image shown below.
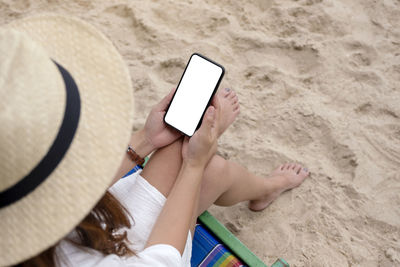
[1,0,399,266]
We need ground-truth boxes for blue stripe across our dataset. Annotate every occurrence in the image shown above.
[122,164,142,178]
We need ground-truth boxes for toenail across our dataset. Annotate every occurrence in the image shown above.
[303,168,308,172]
[225,88,231,92]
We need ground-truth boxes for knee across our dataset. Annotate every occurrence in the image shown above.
[203,155,231,184]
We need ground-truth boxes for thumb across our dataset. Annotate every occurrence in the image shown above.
[156,88,176,111]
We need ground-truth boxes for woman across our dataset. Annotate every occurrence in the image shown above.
[0,15,309,266]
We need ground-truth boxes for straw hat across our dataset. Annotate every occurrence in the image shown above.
[0,15,134,266]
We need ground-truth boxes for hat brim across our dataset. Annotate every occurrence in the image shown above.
[1,15,134,265]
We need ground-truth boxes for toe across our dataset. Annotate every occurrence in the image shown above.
[299,167,310,177]
[294,163,303,171]
[223,88,231,97]
[295,164,302,174]
[232,95,239,105]
[283,163,290,170]
[233,98,240,108]
[229,91,236,99]
[279,164,285,171]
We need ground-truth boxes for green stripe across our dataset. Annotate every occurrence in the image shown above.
[212,252,230,266]
[271,258,289,267]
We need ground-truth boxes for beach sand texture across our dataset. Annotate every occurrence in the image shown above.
[1,0,399,266]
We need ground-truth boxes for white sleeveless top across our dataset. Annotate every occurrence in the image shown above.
[56,170,192,266]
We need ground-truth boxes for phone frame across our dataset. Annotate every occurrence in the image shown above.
[163,53,225,137]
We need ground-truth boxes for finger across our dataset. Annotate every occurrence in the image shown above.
[155,88,176,111]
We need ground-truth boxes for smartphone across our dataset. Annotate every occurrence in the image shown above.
[164,53,225,137]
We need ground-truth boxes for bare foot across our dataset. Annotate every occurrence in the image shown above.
[216,88,240,136]
[248,163,310,212]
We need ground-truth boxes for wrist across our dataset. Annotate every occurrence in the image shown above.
[129,129,155,159]
[181,159,206,172]
[178,161,204,184]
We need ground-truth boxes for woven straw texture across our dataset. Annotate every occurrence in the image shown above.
[0,15,133,266]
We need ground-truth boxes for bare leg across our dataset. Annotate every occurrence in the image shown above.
[141,139,309,234]
[140,138,183,198]
[198,159,309,214]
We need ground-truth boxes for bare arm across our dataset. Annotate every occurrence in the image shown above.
[145,162,203,253]
[145,100,220,254]
[112,89,181,185]
[112,129,153,185]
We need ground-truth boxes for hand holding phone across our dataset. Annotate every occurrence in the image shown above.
[143,88,182,151]
[181,103,219,167]
[164,53,224,137]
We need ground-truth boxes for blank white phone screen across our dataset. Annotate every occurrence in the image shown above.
[165,54,223,136]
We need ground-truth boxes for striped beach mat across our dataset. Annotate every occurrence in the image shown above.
[191,224,245,267]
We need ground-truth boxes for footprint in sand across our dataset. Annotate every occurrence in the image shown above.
[157,58,186,84]
[343,40,378,68]
[104,4,158,45]
[232,37,321,76]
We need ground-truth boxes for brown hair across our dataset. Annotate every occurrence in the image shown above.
[19,191,135,267]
